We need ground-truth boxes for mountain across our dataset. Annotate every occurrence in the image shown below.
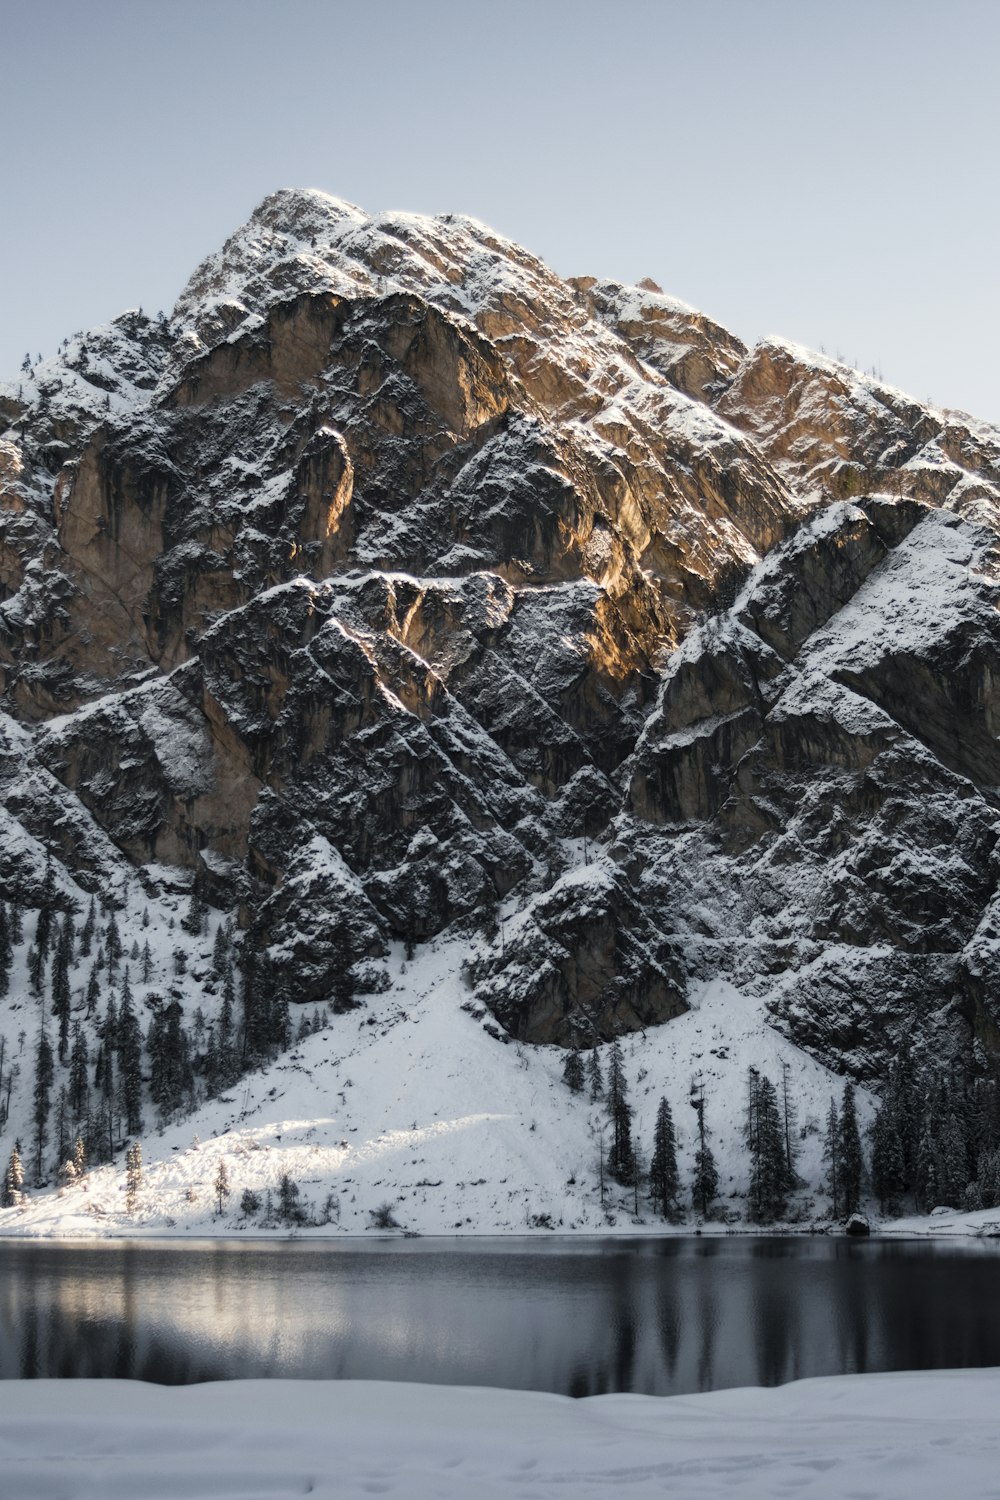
[1,189,999,1230]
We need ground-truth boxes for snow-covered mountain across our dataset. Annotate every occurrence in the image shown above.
[1,188,999,1231]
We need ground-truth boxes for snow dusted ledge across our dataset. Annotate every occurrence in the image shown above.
[3,1370,1000,1499]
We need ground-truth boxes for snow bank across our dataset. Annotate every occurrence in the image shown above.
[3,1369,999,1499]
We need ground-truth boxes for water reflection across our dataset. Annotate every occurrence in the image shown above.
[0,1237,999,1395]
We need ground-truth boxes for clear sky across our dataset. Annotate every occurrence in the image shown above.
[2,0,997,421]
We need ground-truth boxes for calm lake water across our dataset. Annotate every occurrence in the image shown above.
[1,1236,999,1395]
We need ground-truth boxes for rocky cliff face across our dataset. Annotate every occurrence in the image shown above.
[3,188,1000,1071]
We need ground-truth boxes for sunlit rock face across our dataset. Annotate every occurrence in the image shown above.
[3,188,1000,1061]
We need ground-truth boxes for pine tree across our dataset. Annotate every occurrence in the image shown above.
[28,940,45,996]
[869,1099,905,1214]
[148,999,192,1121]
[823,1096,841,1217]
[562,1050,585,1093]
[0,901,10,998]
[125,1141,142,1213]
[587,1049,604,1101]
[36,856,56,957]
[105,911,122,981]
[690,1085,718,1218]
[217,967,236,1081]
[72,1135,87,1179]
[649,1096,680,1220]
[278,1172,302,1225]
[141,940,153,984]
[68,1021,89,1118]
[779,1059,799,1182]
[331,934,356,1014]
[84,964,100,1019]
[182,884,207,937]
[938,1113,967,1207]
[56,1084,70,1167]
[211,920,229,980]
[32,1029,54,1183]
[79,897,96,958]
[746,1069,792,1223]
[839,1083,863,1216]
[606,1040,635,1185]
[272,975,291,1053]
[52,916,73,1064]
[2,1143,24,1207]
[214,1157,231,1214]
[240,949,267,1063]
[116,973,143,1137]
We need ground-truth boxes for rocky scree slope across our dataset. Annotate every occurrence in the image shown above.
[2,188,1000,1079]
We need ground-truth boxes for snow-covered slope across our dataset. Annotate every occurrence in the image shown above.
[1,189,1000,1232]
[0,878,869,1237]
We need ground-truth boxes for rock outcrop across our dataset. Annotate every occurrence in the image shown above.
[2,188,1000,1067]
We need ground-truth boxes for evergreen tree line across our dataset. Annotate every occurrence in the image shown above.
[1,881,338,1191]
[563,1041,1000,1224]
[563,1040,717,1221]
[867,1043,1000,1214]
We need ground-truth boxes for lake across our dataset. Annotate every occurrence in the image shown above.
[1,1236,999,1395]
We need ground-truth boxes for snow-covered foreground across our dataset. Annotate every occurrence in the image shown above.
[0,920,873,1238]
[4,1370,1000,1499]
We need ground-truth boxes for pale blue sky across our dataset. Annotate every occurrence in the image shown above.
[2,0,997,420]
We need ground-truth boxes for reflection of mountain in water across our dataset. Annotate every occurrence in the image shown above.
[1,1239,1000,1392]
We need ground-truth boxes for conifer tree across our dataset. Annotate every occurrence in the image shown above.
[272,975,291,1053]
[72,1134,87,1180]
[52,917,73,1064]
[649,1096,680,1220]
[84,964,100,1019]
[79,897,96,958]
[606,1039,635,1185]
[9,904,23,945]
[2,1143,24,1207]
[148,999,192,1121]
[105,910,122,981]
[0,901,10,998]
[141,940,153,984]
[562,1050,585,1093]
[28,940,45,996]
[839,1082,863,1216]
[182,884,207,937]
[587,1049,604,1102]
[56,1084,70,1168]
[691,1085,718,1217]
[32,1029,54,1183]
[779,1059,799,1181]
[125,1141,142,1213]
[823,1096,841,1217]
[746,1069,792,1223]
[938,1114,967,1207]
[278,1171,302,1224]
[331,935,356,1014]
[36,856,56,957]
[217,967,236,1080]
[211,920,229,980]
[116,972,143,1137]
[68,1022,89,1118]
[214,1157,231,1214]
[869,1099,905,1214]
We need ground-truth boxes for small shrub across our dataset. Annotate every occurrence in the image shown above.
[369,1200,400,1230]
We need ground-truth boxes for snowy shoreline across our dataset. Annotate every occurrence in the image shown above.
[4,1369,1000,1499]
[2,1209,999,1244]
